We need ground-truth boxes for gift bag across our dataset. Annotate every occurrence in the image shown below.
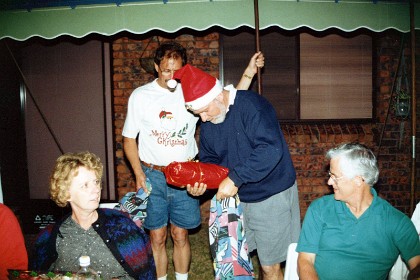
[209,195,254,280]
[164,161,229,189]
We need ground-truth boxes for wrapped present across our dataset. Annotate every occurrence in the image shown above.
[164,161,229,189]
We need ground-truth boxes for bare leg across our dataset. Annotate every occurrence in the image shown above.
[260,264,283,280]
[150,227,169,277]
[171,225,191,274]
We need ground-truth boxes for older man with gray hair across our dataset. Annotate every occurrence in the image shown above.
[297,142,420,280]
[174,63,300,280]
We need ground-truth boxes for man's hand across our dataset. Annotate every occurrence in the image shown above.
[186,182,207,196]
[135,172,148,193]
[216,177,238,200]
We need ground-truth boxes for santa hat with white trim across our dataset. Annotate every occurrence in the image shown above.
[173,64,223,111]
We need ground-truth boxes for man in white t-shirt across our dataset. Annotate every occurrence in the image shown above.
[123,41,264,280]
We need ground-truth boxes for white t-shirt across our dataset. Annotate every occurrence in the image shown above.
[122,79,198,166]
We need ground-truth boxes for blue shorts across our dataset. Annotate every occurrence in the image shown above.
[142,165,201,230]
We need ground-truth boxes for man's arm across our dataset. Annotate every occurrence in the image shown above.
[236,52,264,90]
[123,136,147,192]
[298,252,319,280]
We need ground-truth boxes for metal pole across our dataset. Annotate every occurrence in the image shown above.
[254,0,262,95]
[409,0,417,215]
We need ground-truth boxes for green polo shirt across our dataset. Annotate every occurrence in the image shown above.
[297,188,420,280]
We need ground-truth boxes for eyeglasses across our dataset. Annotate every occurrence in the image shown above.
[328,170,345,183]
[160,68,180,76]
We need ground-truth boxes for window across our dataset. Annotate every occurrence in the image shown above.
[300,33,372,119]
[222,29,372,121]
[222,30,298,120]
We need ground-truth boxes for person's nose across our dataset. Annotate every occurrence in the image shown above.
[92,187,101,197]
[89,180,101,193]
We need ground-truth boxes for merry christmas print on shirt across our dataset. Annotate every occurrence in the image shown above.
[151,109,189,147]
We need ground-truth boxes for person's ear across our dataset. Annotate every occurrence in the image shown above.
[354,175,365,187]
[215,91,224,101]
[154,63,159,73]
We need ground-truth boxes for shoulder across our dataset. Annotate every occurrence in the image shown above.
[98,208,130,220]
[236,90,268,101]
[308,194,336,212]
[313,194,333,204]
[0,203,16,220]
[96,209,143,237]
[96,209,149,243]
[235,90,275,113]
[35,221,62,246]
[236,90,262,103]
[375,196,411,222]
[97,208,140,228]
[41,213,70,234]
[129,80,159,98]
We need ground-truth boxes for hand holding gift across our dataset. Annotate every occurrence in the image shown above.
[186,182,208,196]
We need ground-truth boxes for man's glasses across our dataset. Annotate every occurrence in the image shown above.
[328,171,345,183]
[160,68,178,76]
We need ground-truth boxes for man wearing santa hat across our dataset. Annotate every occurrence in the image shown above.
[122,41,264,280]
[174,64,300,280]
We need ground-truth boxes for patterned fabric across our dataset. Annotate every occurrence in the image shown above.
[209,195,254,280]
[30,208,156,280]
[115,180,151,228]
[52,216,131,279]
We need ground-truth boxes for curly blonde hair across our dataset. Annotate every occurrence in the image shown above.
[50,151,103,207]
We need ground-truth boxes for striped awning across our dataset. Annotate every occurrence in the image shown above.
[0,0,417,41]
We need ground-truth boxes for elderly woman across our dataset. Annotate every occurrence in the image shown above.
[31,151,156,279]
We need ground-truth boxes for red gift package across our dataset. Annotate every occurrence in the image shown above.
[164,161,229,189]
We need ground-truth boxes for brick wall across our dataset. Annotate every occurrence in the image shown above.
[284,123,375,219]
[112,31,416,222]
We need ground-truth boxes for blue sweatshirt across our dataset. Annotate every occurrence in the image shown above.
[199,90,296,203]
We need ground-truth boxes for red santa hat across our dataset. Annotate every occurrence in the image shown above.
[173,64,223,111]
